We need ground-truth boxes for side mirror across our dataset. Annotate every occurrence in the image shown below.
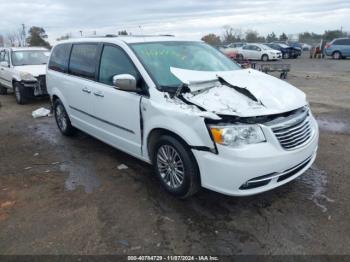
[0,61,9,68]
[112,74,138,92]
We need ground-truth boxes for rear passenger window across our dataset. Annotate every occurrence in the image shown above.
[333,39,349,45]
[98,45,138,85]
[49,44,71,72]
[69,44,98,80]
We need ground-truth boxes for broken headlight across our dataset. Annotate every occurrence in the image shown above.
[209,125,266,147]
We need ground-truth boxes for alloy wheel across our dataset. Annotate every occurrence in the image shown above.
[156,145,185,189]
[56,104,68,131]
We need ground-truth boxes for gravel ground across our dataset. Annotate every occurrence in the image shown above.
[0,54,349,255]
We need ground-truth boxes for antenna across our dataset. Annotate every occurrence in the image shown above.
[138,25,146,42]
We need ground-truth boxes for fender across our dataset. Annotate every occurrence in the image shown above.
[142,101,216,160]
[50,87,70,115]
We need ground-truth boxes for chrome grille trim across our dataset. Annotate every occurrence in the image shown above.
[243,155,313,186]
[272,110,314,150]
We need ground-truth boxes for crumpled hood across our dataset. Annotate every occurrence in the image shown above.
[171,68,307,117]
[14,65,46,77]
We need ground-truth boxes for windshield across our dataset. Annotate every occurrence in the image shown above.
[279,44,289,48]
[11,50,50,66]
[130,41,241,88]
[260,45,270,50]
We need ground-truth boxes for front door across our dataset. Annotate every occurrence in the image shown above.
[92,44,143,157]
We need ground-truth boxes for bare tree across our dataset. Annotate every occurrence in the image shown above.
[6,32,17,46]
[57,33,72,41]
[222,26,242,44]
[0,35,4,47]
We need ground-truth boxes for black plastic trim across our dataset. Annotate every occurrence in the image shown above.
[69,106,135,134]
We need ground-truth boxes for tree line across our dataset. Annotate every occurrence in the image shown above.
[201,26,349,46]
[0,25,51,48]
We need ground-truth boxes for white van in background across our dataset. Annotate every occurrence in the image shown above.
[46,36,319,198]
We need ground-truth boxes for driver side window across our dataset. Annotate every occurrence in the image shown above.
[99,45,138,86]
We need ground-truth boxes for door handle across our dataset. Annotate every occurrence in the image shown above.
[0,68,4,71]
[93,91,104,97]
[82,87,91,94]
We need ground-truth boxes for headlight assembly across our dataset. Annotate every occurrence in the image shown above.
[20,72,37,81]
[209,125,266,147]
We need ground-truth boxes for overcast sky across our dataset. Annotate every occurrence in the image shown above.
[0,0,349,43]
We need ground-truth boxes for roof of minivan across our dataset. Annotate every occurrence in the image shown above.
[57,36,198,45]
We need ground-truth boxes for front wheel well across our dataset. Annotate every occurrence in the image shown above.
[52,95,60,102]
[147,128,190,162]
[12,79,18,88]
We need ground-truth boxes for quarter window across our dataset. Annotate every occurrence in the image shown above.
[69,44,98,80]
[0,51,4,62]
[98,45,138,86]
[49,44,71,72]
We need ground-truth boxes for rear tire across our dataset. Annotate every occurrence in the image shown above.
[237,54,244,60]
[332,51,342,60]
[261,54,269,61]
[53,99,76,136]
[152,135,200,199]
[14,82,28,105]
[0,85,7,95]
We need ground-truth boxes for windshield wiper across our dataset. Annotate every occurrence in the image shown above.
[160,84,188,97]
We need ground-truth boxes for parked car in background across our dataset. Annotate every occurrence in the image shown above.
[324,38,350,59]
[47,36,318,198]
[266,43,301,59]
[219,42,246,59]
[217,45,239,60]
[237,43,282,61]
[301,43,312,51]
[0,47,50,104]
[226,42,246,49]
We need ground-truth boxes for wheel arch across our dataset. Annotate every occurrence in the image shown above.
[147,128,191,162]
[261,53,269,60]
[147,127,202,187]
[332,50,342,56]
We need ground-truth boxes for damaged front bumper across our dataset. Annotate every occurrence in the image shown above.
[192,114,319,196]
[21,75,48,96]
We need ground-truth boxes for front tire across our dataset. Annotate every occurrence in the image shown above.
[283,53,288,59]
[0,85,7,95]
[261,54,269,61]
[14,82,28,105]
[53,99,76,136]
[152,135,200,198]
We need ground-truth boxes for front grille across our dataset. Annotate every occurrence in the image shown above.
[273,112,313,150]
[34,75,48,95]
[36,75,46,90]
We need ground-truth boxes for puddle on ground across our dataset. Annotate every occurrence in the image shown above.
[298,166,334,212]
[60,162,101,193]
[316,117,350,134]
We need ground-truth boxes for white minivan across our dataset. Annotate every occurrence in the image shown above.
[46,36,319,198]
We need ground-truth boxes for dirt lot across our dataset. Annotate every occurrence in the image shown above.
[0,54,350,255]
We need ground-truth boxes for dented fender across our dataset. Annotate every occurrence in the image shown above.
[141,97,217,160]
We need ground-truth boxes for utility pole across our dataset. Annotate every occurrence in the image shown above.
[21,23,26,47]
